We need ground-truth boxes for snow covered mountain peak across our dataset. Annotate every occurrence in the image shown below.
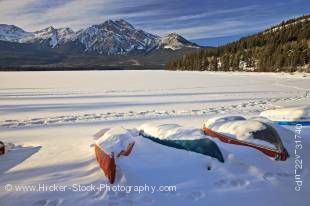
[0,24,32,42]
[37,26,55,33]
[114,19,135,30]
[97,19,135,30]
[159,33,199,50]
[77,19,160,54]
[32,26,57,40]
[20,26,77,48]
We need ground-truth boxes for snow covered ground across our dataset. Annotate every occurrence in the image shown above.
[0,71,309,206]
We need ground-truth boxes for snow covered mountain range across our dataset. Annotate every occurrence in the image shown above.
[0,19,199,55]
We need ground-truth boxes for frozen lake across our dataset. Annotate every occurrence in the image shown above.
[0,70,309,127]
[0,71,309,206]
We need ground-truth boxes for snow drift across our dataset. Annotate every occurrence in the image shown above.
[260,106,310,125]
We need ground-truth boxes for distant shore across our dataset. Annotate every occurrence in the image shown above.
[0,66,308,72]
[0,65,164,71]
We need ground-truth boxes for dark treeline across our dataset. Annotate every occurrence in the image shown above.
[0,65,163,71]
[166,15,310,72]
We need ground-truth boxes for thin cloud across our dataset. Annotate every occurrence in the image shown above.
[0,0,309,40]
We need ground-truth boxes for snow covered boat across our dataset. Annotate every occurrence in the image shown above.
[138,123,224,163]
[93,124,225,183]
[203,116,289,161]
[93,127,136,184]
[260,106,310,126]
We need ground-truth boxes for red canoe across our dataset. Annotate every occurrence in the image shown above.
[202,127,288,161]
[94,142,135,184]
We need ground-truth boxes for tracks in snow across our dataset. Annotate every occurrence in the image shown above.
[1,93,308,129]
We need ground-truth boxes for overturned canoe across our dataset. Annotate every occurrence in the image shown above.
[203,116,289,161]
[138,123,225,163]
[94,127,135,184]
[94,124,226,183]
[139,131,224,163]
[273,121,310,126]
[94,144,116,184]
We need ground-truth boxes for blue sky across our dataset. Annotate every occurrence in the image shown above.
[0,0,309,46]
